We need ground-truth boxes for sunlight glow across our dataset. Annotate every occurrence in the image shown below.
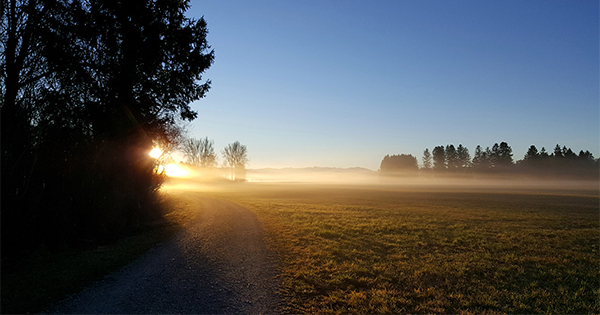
[160,163,193,178]
[149,147,162,159]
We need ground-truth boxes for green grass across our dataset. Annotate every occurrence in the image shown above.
[206,183,599,314]
[1,192,201,314]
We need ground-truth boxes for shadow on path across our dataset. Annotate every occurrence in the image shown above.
[46,195,281,314]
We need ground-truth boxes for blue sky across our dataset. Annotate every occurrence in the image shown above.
[185,0,598,170]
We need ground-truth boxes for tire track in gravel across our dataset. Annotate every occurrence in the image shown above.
[47,194,282,314]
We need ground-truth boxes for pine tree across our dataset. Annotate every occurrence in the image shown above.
[422,148,432,169]
[456,144,470,169]
[432,146,446,170]
[445,144,458,170]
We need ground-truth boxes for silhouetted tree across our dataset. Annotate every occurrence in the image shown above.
[484,147,493,167]
[472,145,484,169]
[564,147,577,159]
[553,144,563,159]
[519,144,598,177]
[423,142,596,178]
[182,137,217,168]
[422,148,432,170]
[445,145,458,170]
[456,144,470,169]
[1,0,214,257]
[222,141,249,181]
[521,145,538,168]
[489,142,513,168]
[432,146,446,171]
[524,145,539,161]
[489,143,500,167]
[380,154,418,175]
[577,150,598,173]
[579,150,594,161]
[537,147,551,169]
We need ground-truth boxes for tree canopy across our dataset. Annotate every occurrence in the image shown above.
[384,141,596,179]
[414,142,598,178]
[380,154,418,174]
[422,148,432,170]
[1,0,214,257]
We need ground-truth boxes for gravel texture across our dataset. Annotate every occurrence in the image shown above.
[46,196,282,314]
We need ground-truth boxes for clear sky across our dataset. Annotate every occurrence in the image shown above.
[185,0,599,170]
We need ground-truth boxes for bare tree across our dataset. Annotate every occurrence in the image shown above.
[182,137,217,167]
[222,141,249,181]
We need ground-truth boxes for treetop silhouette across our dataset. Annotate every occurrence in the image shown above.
[2,0,214,257]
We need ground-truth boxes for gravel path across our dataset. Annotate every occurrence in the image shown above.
[46,195,282,314]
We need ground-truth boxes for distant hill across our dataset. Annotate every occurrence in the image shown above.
[245,167,377,183]
[249,166,375,173]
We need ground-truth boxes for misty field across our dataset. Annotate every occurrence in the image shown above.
[187,182,599,314]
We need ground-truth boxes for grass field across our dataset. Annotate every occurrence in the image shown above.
[4,179,597,314]
[187,181,599,314]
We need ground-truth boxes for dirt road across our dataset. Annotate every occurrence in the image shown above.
[47,195,282,314]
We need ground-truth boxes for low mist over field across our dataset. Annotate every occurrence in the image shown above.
[163,165,599,198]
[246,167,377,183]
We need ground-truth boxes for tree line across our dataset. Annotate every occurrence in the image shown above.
[2,0,213,259]
[381,142,598,178]
[181,137,249,181]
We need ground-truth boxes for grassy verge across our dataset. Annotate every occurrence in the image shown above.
[211,184,600,314]
[1,192,200,314]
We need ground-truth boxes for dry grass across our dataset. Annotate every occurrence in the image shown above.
[5,180,597,314]
[205,183,599,314]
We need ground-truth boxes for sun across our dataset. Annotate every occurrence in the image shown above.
[164,164,192,177]
[149,147,162,159]
[156,163,192,178]
[149,146,193,178]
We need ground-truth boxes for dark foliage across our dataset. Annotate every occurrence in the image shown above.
[517,144,598,178]
[419,142,598,179]
[380,154,418,175]
[445,144,458,170]
[432,146,446,170]
[421,148,432,170]
[426,142,515,173]
[456,144,470,169]
[1,0,214,258]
